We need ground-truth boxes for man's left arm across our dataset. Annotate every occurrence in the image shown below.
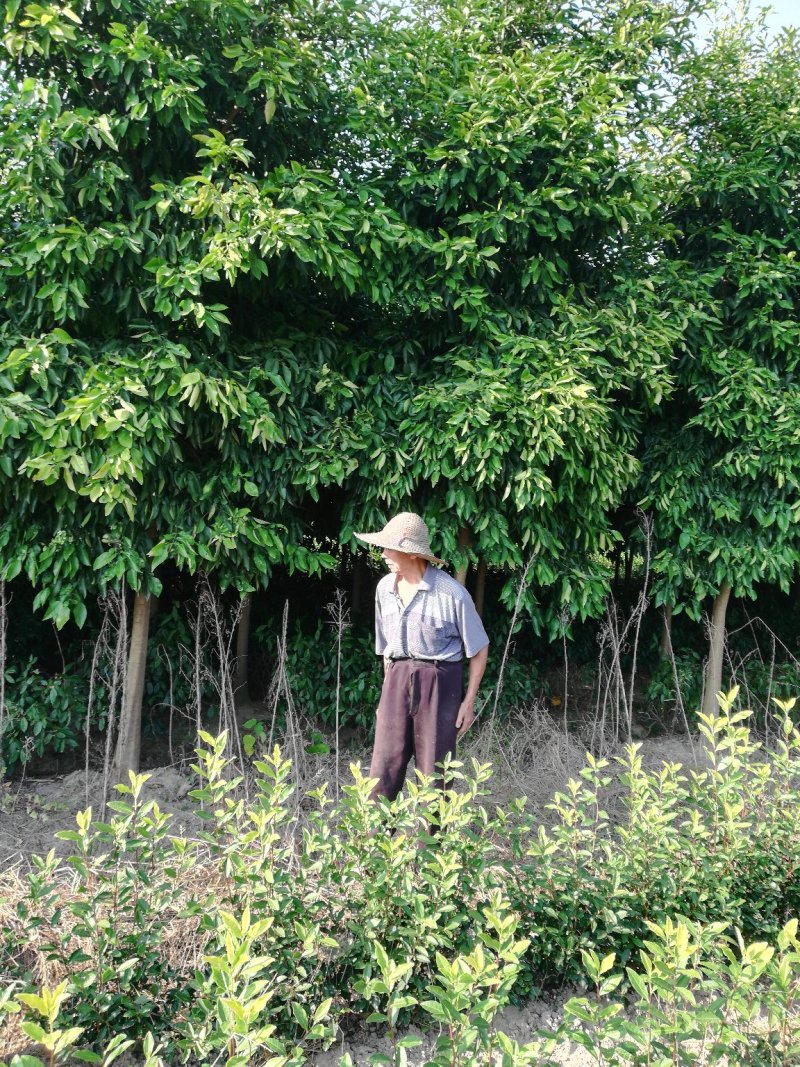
[456,644,488,736]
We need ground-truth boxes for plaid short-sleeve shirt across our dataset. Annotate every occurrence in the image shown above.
[374,565,489,662]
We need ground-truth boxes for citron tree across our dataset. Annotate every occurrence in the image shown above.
[0,0,375,769]
[642,15,800,712]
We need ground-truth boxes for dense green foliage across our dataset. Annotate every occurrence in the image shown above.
[2,0,796,619]
[0,658,94,769]
[250,616,540,736]
[3,694,800,1063]
[1,0,799,765]
[2,6,800,1064]
[1,0,356,625]
[643,16,800,614]
[6,914,800,1065]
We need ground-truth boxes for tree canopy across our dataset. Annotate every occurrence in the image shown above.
[644,15,800,618]
[1,0,799,765]
[2,0,749,639]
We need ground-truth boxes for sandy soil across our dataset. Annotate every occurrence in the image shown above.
[0,764,204,868]
[308,992,595,1066]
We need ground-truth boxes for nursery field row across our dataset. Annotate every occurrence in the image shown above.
[2,692,800,1065]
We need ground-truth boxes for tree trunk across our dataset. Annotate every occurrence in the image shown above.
[114,591,152,778]
[701,581,732,719]
[234,592,252,708]
[659,604,673,661]
[475,557,487,617]
[454,526,471,586]
[351,554,364,616]
[0,579,6,777]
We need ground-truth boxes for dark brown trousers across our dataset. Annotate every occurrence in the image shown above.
[369,659,463,801]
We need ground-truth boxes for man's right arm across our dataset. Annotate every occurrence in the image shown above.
[375,586,388,671]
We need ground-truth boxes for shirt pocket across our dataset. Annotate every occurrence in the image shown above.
[413,619,453,657]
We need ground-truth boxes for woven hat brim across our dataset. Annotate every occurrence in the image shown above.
[354,530,444,566]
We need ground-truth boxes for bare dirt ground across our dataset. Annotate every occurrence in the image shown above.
[0,764,204,868]
[308,992,598,1067]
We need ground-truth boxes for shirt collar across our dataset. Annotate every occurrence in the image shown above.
[392,564,433,595]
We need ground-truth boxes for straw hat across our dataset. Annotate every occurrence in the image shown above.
[354,512,444,565]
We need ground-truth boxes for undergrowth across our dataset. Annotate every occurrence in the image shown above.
[2,690,800,1065]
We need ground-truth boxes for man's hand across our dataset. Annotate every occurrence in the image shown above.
[456,645,488,737]
[456,697,476,736]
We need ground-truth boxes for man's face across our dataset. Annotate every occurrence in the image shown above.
[382,548,416,572]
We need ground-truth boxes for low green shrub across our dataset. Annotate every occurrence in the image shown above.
[1,606,220,776]
[2,690,800,1065]
[1,659,92,774]
[549,913,800,1066]
[143,604,199,720]
[645,650,800,732]
[257,618,384,732]
[735,657,800,725]
[6,910,800,1066]
[509,692,800,989]
[644,649,704,724]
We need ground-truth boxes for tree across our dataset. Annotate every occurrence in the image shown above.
[9,0,785,767]
[0,0,366,770]
[642,15,800,713]
[283,0,701,637]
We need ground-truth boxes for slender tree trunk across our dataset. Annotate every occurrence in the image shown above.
[351,554,364,616]
[454,526,472,586]
[0,580,6,776]
[114,591,152,778]
[659,604,673,661]
[475,557,487,617]
[234,592,252,708]
[702,581,732,720]
[624,547,633,587]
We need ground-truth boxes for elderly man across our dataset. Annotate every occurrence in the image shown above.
[355,512,489,800]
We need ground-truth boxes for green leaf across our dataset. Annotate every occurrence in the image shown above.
[21,1021,47,1042]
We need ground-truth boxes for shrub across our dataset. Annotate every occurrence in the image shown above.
[143,604,198,723]
[1,659,92,774]
[253,618,382,732]
[551,914,800,1065]
[509,692,800,988]
[254,617,539,735]
[645,650,800,734]
[6,913,800,1065]
[3,690,800,1064]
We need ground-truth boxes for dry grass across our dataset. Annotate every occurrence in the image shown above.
[0,853,219,994]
